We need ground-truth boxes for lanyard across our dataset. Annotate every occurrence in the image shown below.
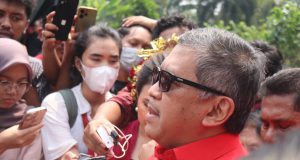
[81,113,95,157]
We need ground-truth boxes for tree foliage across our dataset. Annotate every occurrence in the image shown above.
[79,0,300,66]
[206,1,300,67]
[197,0,257,26]
[266,1,300,66]
[80,0,160,28]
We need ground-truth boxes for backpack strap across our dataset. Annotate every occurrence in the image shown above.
[59,89,78,128]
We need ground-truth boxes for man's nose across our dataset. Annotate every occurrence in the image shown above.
[263,128,276,143]
[0,16,12,30]
[148,82,162,100]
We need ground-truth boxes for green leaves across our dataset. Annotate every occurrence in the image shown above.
[79,0,159,28]
[206,1,300,67]
[266,1,300,66]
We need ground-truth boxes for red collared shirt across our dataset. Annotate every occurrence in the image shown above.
[148,133,247,160]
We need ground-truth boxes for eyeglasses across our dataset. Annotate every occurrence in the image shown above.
[0,80,29,92]
[152,66,227,96]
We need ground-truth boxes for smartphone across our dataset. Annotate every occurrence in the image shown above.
[52,0,79,40]
[96,126,114,149]
[19,107,47,129]
[79,154,106,160]
[75,6,97,32]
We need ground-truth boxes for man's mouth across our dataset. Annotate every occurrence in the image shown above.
[146,102,160,122]
[148,105,159,116]
[0,30,13,39]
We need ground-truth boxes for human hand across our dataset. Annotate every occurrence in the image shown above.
[59,146,80,160]
[138,140,157,160]
[42,11,78,57]
[42,11,59,51]
[83,118,115,157]
[62,26,78,63]
[0,123,43,153]
[122,16,157,30]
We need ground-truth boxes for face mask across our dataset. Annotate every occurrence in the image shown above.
[81,63,118,94]
[120,47,143,72]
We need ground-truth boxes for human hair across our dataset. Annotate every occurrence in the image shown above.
[260,68,300,111]
[118,25,152,39]
[250,41,283,77]
[71,24,122,86]
[136,54,165,97]
[246,111,262,134]
[152,15,196,39]
[1,0,33,18]
[243,128,300,160]
[178,28,265,134]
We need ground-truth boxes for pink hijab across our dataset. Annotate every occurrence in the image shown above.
[0,38,33,131]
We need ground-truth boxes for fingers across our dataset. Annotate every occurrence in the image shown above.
[42,30,55,39]
[43,22,58,39]
[45,23,59,32]
[43,11,59,42]
[21,123,43,133]
[14,124,42,147]
[83,120,112,155]
[69,27,79,41]
[46,11,56,23]
[122,16,137,27]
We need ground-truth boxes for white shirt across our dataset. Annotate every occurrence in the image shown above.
[41,84,113,160]
[0,134,42,160]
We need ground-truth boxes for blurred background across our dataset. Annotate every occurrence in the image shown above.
[77,0,300,67]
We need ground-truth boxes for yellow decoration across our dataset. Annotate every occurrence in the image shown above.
[137,33,179,58]
[128,34,179,100]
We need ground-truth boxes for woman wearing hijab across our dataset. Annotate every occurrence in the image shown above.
[0,38,43,159]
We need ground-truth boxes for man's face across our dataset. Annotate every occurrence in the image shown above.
[0,1,28,40]
[145,45,214,149]
[122,26,151,50]
[261,94,300,143]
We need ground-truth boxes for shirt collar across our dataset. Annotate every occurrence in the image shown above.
[72,84,90,115]
[74,84,114,115]
[154,133,247,160]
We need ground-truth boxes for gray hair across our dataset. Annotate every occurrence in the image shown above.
[179,28,265,133]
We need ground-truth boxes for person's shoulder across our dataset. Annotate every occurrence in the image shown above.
[217,143,248,160]
[41,91,65,109]
[41,91,70,121]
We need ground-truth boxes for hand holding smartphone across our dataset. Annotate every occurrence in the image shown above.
[75,6,97,32]
[52,0,79,40]
[19,107,47,130]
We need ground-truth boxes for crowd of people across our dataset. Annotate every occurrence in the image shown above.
[0,0,300,160]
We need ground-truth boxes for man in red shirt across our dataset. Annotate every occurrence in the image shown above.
[145,28,264,160]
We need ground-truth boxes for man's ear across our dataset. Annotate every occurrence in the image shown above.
[202,96,235,127]
[23,20,30,34]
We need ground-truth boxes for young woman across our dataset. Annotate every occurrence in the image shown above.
[0,38,43,159]
[41,23,122,160]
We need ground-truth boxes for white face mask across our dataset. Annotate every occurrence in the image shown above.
[120,47,143,72]
[81,63,118,94]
